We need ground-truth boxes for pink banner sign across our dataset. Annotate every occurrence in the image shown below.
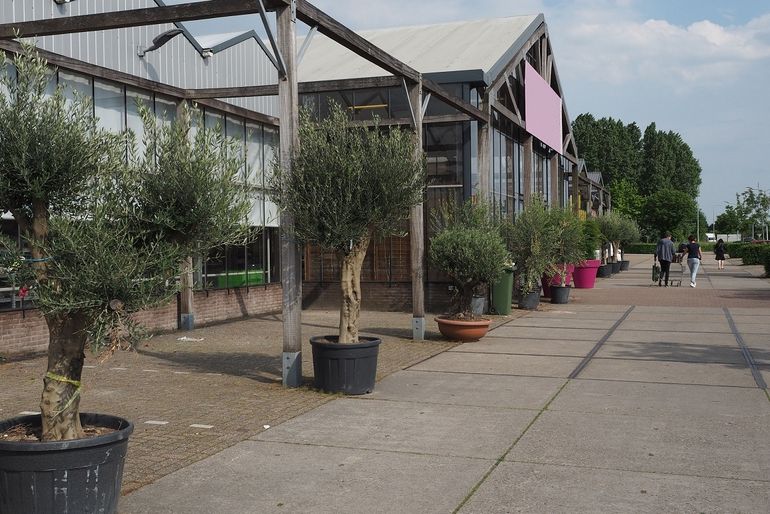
[524,61,562,154]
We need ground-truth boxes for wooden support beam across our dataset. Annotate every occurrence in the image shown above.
[492,101,522,128]
[571,162,580,214]
[523,135,533,205]
[0,0,288,39]
[549,153,559,207]
[277,4,302,388]
[405,79,426,340]
[186,76,403,99]
[422,78,489,124]
[504,77,523,123]
[477,92,491,198]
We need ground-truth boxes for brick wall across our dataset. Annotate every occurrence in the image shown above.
[0,284,284,359]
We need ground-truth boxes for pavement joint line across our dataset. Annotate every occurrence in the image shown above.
[355,395,543,412]
[503,459,770,484]
[569,306,636,380]
[723,307,768,391]
[571,376,761,389]
[404,369,576,380]
[451,379,572,514]
[144,420,169,425]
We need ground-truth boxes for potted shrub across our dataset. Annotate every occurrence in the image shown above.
[573,218,603,288]
[597,212,625,274]
[619,216,641,271]
[0,46,249,513]
[546,207,585,304]
[502,196,556,310]
[429,200,509,341]
[269,103,425,394]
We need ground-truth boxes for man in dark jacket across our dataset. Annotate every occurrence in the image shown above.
[654,232,675,287]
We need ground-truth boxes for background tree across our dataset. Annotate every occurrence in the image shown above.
[715,205,742,234]
[0,46,249,441]
[639,189,698,241]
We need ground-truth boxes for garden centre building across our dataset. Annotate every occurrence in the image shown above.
[0,0,607,357]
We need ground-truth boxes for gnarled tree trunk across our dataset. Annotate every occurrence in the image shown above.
[40,312,89,441]
[339,235,370,344]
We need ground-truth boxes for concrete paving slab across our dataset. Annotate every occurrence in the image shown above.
[625,311,727,323]
[503,317,617,329]
[451,338,597,357]
[741,333,770,346]
[489,326,607,341]
[519,309,624,320]
[460,462,770,514]
[409,351,583,378]
[370,370,564,410]
[595,341,746,364]
[746,343,770,365]
[579,359,756,387]
[631,306,725,315]
[618,320,732,333]
[254,397,536,459]
[549,379,770,419]
[724,307,770,315]
[608,330,737,345]
[121,440,492,514]
[540,304,630,312]
[732,322,770,334]
[507,410,770,481]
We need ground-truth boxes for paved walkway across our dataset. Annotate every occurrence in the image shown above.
[2,255,768,512]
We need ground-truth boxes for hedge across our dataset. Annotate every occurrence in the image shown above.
[738,243,770,265]
[623,243,656,254]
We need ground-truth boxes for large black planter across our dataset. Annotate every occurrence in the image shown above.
[611,261,622,274]
[620,260,630,271]
[550,285,571,304]
[518,291,540,310]
[597,264,612,278]
[310,336,381,395]
[0,413,133,514]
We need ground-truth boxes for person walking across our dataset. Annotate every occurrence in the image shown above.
[715,238,726,270]
[685,234,703,287]
[654,232,675,287]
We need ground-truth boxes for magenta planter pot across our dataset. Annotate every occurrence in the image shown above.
[572,259,601,289]
[542,265,575,298]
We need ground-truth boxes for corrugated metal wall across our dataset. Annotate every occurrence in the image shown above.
[0,0,279,116]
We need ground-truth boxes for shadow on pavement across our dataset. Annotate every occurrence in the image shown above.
[138,349,284,384]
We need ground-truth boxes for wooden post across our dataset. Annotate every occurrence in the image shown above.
[277,3,302,387]
[522,134,533,205]
[477,92,490,198]
[406,78,425,340]
[179,256,194,330]
[571,162,580,214]
[549,153,559,207]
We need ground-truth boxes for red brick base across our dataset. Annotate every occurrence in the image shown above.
[0,284,284,359]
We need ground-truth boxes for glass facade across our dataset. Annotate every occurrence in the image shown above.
[0,60,281,310]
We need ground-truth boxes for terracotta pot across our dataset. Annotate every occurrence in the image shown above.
[435,317,491,342]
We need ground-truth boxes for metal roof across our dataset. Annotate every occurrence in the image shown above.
[298,15,543,85]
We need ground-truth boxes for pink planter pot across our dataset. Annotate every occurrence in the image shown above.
[572,259,601,289]
[542,265,574,298]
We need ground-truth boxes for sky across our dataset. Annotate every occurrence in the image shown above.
[176,0,770,224]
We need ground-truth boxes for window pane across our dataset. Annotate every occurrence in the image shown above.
[126,88,152,159]
[155,95,177,124]
[225,115,245,179]
[245,122,263,186]
[94,80,125,132]
[59,71,91,104]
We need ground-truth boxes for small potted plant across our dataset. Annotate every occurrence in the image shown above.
[546,207,585,304]
[429,200,509,341]
[573,218,603,288]
[502,197,556,310]
[269,103,425,394]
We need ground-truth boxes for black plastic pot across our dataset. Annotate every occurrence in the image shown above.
[620,260,630,271]
[550,285,571,304]
[611,261,621,274]
[0,413,133,514]
[597,264,612,278]
[518,291,540,310]
[310,336,381,395]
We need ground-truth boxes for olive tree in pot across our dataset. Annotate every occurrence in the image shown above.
[429,200,509,341]
[0,47,249,513]
[502,197,556,310]
[547,207,585,304]
[619,216,641,271]
[269,104,425,394]
[597,211,624,274]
